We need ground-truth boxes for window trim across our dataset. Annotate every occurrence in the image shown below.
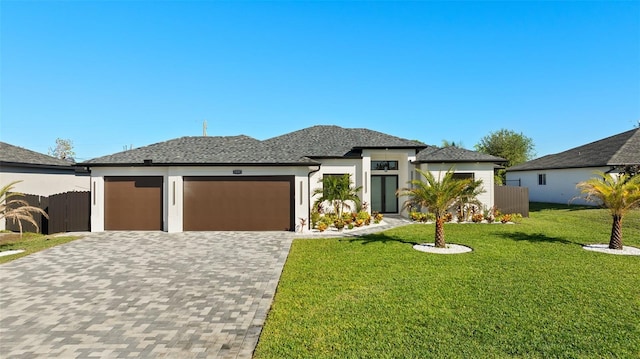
[538,173,547,186]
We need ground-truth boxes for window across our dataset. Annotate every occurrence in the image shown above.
[371,161,398,171]
[452,172,475,181]
[538,174,546,185]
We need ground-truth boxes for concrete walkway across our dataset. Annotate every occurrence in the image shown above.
[0,219,410,358]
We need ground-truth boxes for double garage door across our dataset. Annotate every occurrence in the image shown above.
[104,176,294,231]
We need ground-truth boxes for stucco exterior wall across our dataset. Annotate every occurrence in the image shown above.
[505,167,610,205]
[417,162,497,211]
[90,166,314,233]
[1,166,90,231]
[1,166,90,196]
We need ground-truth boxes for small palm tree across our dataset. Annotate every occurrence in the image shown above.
[398,169,484,248]
[576,172,640,250]
[0,181,49,235]
[313,174,362,218]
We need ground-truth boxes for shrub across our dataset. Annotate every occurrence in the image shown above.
[317,222,328,232]
[471,213,484,223]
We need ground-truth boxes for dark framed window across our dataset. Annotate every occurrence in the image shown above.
[452,172,475,181]
[371,161,398,171]
[538,174,546,185]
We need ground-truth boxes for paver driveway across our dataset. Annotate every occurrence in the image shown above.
[0,231,293,358]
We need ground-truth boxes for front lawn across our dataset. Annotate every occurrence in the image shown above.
[0,232,81,264]
[255,204,640,358]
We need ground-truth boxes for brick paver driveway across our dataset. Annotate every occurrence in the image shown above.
[0,231,293,358]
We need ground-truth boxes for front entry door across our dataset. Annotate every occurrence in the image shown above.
[371,175,398,213]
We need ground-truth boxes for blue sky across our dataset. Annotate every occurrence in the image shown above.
[2,1,639,161]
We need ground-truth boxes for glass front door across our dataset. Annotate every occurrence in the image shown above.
[371,175,398,213]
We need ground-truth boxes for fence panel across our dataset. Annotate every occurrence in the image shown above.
[48,191,91,234]
[5,193,48,233]
[494,185,529,217]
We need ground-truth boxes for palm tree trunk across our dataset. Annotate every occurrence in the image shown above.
[609,214,623,250]
[435,216,446,248]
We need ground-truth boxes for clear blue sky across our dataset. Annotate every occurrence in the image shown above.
[2,1,639,161]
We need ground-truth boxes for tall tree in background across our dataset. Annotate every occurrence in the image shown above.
[474,129,535,184]
[48,138,76,162]
[441,140,464,148]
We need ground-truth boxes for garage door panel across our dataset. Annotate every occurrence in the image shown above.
[183,177,293,231]
[105,176,163,231]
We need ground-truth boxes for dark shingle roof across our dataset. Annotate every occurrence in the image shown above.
[82,136,319,166]
[263,125,427,158]
[415,146,507,163]
[508,128,640,172]
[0,142,73,167]
[81,125,506,166]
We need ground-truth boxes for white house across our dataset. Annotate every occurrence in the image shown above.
[505,128,640,205]
[0,141,90,231]
[81,125,506,232]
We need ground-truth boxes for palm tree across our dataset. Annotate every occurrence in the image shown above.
[576,172,640,250]
[313,174,362,218]
[0,181,49,235]
[398,169,484,248]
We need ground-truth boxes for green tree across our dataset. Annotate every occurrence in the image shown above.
[0,181,49,235]
[475,129,535,184]
[474,129,535,167]
[397,169,484,248]
[313,174,362,218]
[48,138,76,162]
[576,172,640,250]
[441,140,464,148]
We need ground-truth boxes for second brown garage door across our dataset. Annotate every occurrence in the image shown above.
[183,176,294,231]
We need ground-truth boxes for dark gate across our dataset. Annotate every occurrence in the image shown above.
[4,191,90,234]
[48,191,91,233]
[494,185,529,217]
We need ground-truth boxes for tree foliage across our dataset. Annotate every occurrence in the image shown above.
[48,138,76,162]
[397,169,484,248]
[474,129,535,168]
[0,181,49,235]
[576,172,640,250]
[313,174,362,218]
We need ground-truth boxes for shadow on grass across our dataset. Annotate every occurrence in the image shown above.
[496,231,583,246]
[342,232,420,246]
[529,202,597,212]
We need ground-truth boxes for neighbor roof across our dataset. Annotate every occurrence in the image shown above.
[82,135,319,166]
[507,128,640,172]
[0,142,74,168]
[415,146,507,163]
[263,125,428,158]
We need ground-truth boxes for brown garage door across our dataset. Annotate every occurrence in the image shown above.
[104,176,163,230]
[183,176,294,231]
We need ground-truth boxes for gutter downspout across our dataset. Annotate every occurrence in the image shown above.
[307,165,321,230]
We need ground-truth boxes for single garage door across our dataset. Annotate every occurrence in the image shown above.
[104,176,163,230]
[183,176,294,231]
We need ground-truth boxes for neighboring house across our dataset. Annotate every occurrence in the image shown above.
[0,142,90,230]
[80,125,506,232]
[505,128,640,205]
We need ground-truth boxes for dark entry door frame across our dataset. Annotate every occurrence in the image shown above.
[371,175,398,214]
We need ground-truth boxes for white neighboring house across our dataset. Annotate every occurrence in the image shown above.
[0,142,90,230]
[81,125,506,233]
[505,128,640,206]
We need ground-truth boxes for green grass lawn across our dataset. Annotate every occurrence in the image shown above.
[254,204,640,358]
[0,232,81,264]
